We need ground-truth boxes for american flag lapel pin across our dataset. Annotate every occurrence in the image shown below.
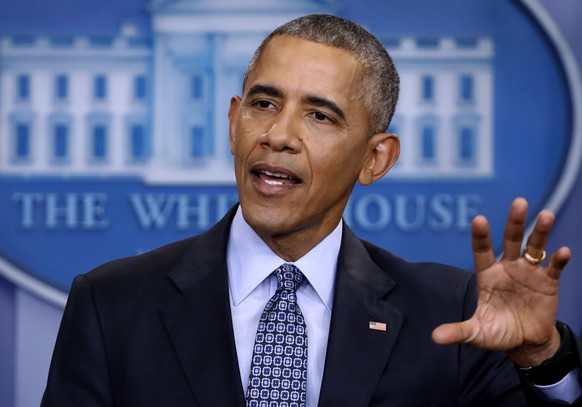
[369,320,388,332]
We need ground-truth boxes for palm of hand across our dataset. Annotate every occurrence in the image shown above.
[432,198,570,366]
[469,257,559,352]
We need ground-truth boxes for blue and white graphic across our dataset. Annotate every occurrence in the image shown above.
[387,35,493,178]
[0,0,580,303]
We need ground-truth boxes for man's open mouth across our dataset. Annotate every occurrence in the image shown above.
[252,166,301,187]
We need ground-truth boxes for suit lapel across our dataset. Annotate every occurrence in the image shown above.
[318,225,404,407]
[159,207,246,407]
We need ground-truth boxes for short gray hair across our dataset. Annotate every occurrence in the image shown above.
[243,14,399,135]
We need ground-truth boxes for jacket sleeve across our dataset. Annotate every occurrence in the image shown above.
[41,274,114,406]
[518,323,582,406]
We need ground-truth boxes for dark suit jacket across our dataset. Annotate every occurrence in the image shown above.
[42,206,582,406]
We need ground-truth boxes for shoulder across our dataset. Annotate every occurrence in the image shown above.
[65,236,199,315]
[360,238,476,315]
[78,205,237,293]
[363,237,472,283]
[84,236,197,286]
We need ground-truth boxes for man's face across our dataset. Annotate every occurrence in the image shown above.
[228,36,396,255]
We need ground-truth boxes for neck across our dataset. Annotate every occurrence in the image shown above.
[255,221,341,262]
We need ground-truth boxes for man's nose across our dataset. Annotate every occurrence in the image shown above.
[260,107,302,152]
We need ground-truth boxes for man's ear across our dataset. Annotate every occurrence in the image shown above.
[358,133,400,186]
[228,96,241,155]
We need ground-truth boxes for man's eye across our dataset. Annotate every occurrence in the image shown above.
[312,111,333,123]
[256,100,274,109]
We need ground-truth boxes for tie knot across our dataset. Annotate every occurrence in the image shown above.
[274,263,304,293]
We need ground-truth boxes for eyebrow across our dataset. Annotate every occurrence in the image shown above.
[246,84,283,98]
[305,95,346,121]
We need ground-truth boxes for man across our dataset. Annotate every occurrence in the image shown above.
[43,14,582,406]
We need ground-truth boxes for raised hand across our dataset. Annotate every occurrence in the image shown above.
[432,197,571,367]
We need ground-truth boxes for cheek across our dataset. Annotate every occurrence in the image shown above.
[233,113,269,148]
[313,138,366,172]
[232,121,255,156]
[308,142,366,196]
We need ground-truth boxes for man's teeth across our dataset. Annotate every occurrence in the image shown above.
[263,170,291,179]
[264,179,284,185]
[260,170,293,186]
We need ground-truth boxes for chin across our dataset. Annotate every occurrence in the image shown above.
[241,204,292,235]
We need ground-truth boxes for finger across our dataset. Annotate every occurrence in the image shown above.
[524,210,555,262]
[432,321,475,345]
[502,198,528,261]
[546,246,571,279]
[472,215,496,272]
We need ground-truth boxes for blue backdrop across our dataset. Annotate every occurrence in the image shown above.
[0,1,580,406]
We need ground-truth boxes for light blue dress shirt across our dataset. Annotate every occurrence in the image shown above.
[227,207,341,407]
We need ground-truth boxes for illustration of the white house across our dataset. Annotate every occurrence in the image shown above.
[0,0,494,184]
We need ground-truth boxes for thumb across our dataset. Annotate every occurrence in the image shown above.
[432,321,475,345]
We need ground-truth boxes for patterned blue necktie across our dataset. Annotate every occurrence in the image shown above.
[246,263,308,407]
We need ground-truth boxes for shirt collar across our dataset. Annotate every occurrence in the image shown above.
[227,207,341,312]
